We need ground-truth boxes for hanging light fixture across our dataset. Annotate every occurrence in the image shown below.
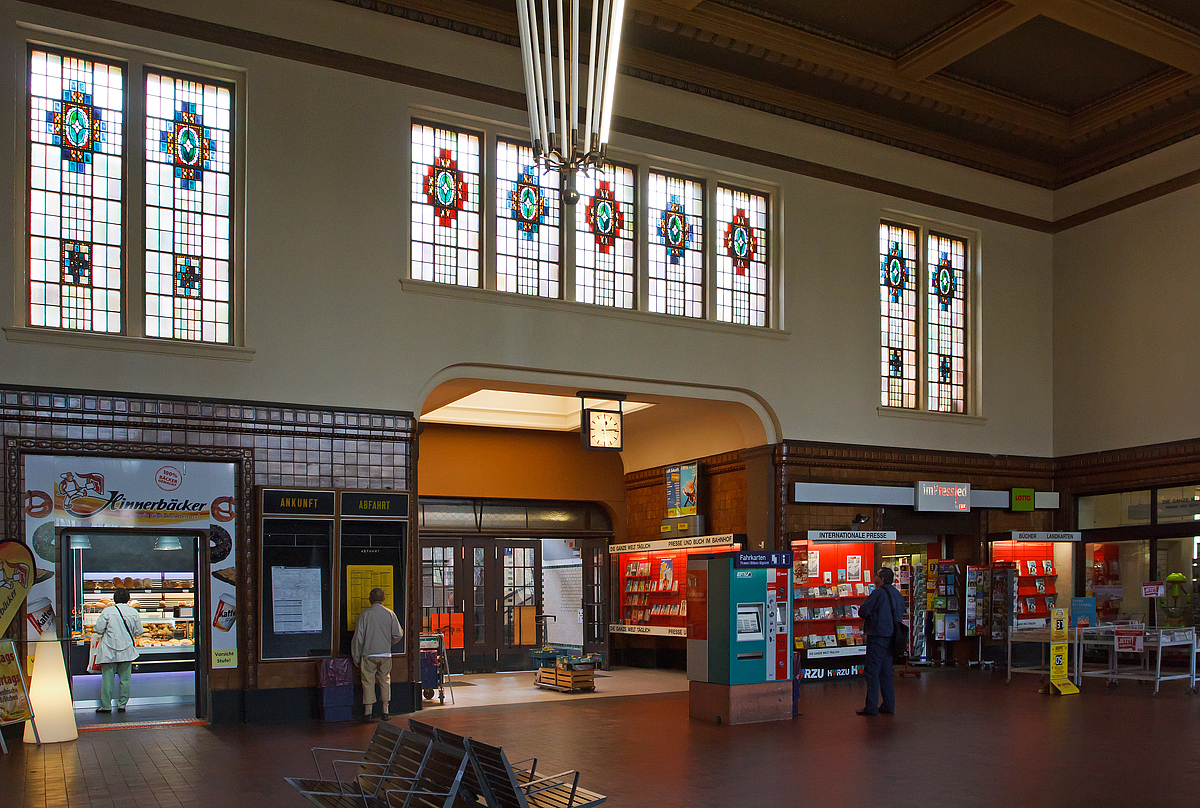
[514,0,627,203]
[67,534,92,550]
[154,536,183,551]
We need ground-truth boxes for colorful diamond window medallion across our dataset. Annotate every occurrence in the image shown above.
[49,83,106,172]
[61,242,92,285]
[586,181,623,253]
[424,148,469,228]
[883,243,908,303]
[658,196,691,264]
[889,349,905,378]
[509,166,546,239]
[935,254,956,310]
[723,208,756,276]
[174,255,201,297]
[158,102,214,190]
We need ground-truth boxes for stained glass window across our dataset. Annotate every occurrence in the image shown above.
[497,139,561,297]
[29,49,124,332]
[411,122,481,286]
[880,223,918,408]
[145,72,233,343]
[648,172,703,317]
[576,163,635,308]
[716,186,768,326]
[927,233,967,413]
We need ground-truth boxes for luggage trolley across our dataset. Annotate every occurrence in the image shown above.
[418,632,454,705]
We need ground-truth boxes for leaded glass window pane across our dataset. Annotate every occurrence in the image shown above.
[497,139,561,297]
[716,186,768,326]
[880,223,918,408]
[29,49,124,333]
[648,172,703,317]
[144,72,233,343]
[576,163,635,308]
[411,122,481,286]
[927,233,967,413]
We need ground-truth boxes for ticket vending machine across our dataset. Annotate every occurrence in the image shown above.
[686,550,792,724]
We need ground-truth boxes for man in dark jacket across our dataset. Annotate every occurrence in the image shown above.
[856,566,906,716]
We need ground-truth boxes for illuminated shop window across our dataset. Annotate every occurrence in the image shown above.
[648,171,704,318]
[716,186,768,326]
[576,163,635,309]
[496,139,561,298]
[880,223,918,409]
[926,233,967,413]
[145,72,233,343]
[411,122,481,287]
[28,49,124,333]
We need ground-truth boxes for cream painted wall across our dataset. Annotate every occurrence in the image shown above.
[2,0,1058,465]
[1053,183,1200,455]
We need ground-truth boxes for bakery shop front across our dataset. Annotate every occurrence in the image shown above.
[22,455,238,720]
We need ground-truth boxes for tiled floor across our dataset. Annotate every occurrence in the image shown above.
[420,666,689,709]
[6,667,1200,807]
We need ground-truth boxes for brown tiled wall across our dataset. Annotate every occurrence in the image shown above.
[624,452,747,541]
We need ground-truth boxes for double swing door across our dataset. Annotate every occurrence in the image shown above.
[422,538,541,672]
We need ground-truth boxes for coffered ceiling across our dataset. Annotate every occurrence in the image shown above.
[343,0,1200,188]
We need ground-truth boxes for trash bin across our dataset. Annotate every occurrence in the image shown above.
[317,657,355,722]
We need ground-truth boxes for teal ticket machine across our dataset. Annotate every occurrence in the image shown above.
[687,551,792,686]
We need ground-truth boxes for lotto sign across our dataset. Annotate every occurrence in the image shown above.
[1115,629,1144,653]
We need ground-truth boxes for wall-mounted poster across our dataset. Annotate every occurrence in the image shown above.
[846,555,862,582]
[679,462,698,516]
[808,550,820,579]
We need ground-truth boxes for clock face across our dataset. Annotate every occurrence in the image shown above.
[588,410,622,450]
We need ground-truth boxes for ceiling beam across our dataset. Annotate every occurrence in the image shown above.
[1011,0,1200,74]
[660,0,705,9]
[630,0,1070,138]
[895,1,1042,81]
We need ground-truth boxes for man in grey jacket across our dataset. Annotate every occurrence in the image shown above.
[351,587,403,721]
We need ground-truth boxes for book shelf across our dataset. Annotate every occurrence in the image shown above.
[993,541,1058,629]
[930,560,962,642]
[791,539,875,681]
[884,553,927,662]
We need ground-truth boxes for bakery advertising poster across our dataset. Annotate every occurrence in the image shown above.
[22,455,238,668]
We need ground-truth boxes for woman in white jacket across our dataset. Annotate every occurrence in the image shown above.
[92,589,144,713]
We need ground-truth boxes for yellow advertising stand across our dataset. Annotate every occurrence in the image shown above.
[0,639,37,754]
[1041,608,1079,695]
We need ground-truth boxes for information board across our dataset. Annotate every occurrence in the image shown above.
[260,518,334,660]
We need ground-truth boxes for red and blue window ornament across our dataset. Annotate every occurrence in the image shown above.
[883,242,908,303]
[722,208,756,276]
[934,253,957,310]
[586,181,623,253]
[424,148,470,228]
[657,195,691,264]
[510,166,547,239]
[159,101,214,191]
[49,82,107,173]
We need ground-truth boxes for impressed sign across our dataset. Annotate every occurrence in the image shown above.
[914,481,970,512]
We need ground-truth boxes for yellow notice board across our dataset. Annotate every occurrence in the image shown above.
[347,565,394,630]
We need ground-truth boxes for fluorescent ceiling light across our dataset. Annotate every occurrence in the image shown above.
[422,390,651,431]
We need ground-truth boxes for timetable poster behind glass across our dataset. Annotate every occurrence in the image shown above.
[260,518,334,660]
[339,491,408,656]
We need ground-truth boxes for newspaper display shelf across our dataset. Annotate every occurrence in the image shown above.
[1073,625,1197,695]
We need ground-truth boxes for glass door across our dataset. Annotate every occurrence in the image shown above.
[420,540,464,670]
[497,540,541,670]
[579,539,607,656]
